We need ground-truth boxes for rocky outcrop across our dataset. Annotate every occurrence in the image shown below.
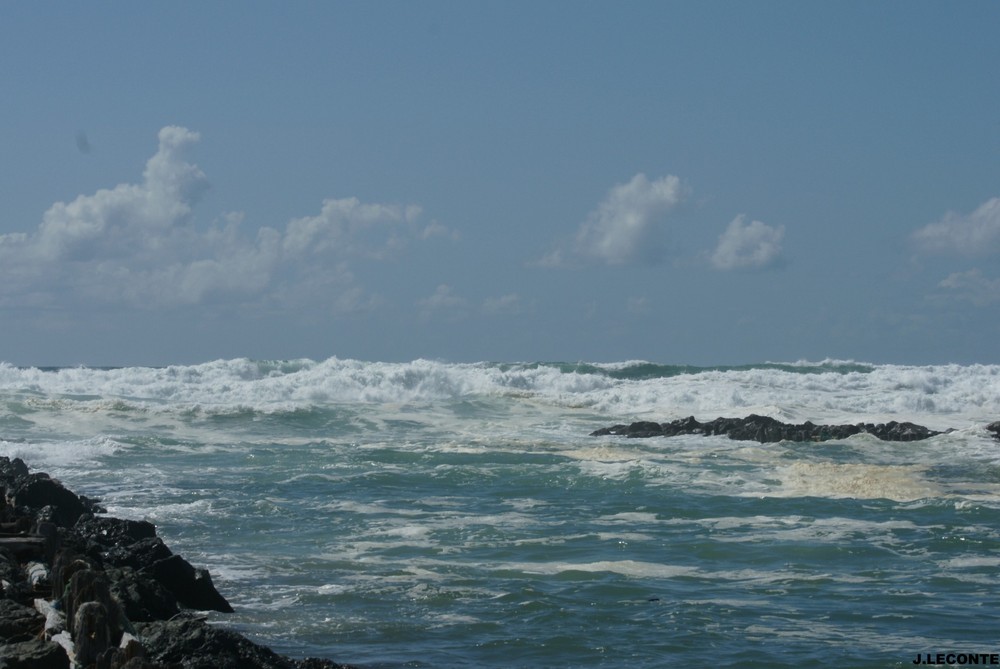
[0,456,356,669]
[987,422,1000,441]
[591,414,946,442]
[135,618,347,669]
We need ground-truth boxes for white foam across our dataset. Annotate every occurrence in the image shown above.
[2,359,997,429]
[0,437,123,469]
[499,559,701,579]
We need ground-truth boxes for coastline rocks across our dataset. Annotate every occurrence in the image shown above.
[591,414,945,442]
[136,618,350,669]
[0,598,44,641]
[0,638,69,668]
[0,456,356,669]
[988,422,1000,441]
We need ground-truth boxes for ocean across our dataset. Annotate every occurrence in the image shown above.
[1,358,999,668]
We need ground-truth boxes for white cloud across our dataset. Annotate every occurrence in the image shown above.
[418,284,468,311]
[283,198,422,259]
[912,197,1000,256]
[0,127,431,311]
[936,268,1000,306]
[33,126,208,264]
[709,214,785,271]
[545,173,686,266]
[482,293,522,315]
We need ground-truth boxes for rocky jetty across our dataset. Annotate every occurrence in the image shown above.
[591,414,952,442]
[0,456,355,669]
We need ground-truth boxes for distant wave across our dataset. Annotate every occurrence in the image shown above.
[1,358,998,429]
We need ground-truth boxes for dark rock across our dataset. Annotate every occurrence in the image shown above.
[0,457,30,485]
[986,421,1000,441]
[64,568,126,647]
[0,547,22,585]
[135,618,296,669]
[76,516,157,548]
[74,600,113,668]
[0,598,45,641]
[868,421,939,442]
[141,554,234,613]
[591,415,944,443]
[627,421,665,438]
[589,424,628,437]
[136,619,358,669]
[51,550,95,605]
[0,460,351,669]
[109,658,172,669]
[10,474,88,528]
[105,567,180,622]
[0,639,70,669]
[96,636,171,669]
[103,537,174,571]
[295,660,357,669]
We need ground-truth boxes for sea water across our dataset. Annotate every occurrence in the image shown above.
[1,358,999,668]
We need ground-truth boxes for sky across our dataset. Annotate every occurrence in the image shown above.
[1,1,998,367]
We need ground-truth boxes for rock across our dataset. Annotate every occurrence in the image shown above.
[0,457,30,485]
[591,415,945,443]
[73,600,113,668]
[294,661,357,669]
[135,618,297,669]
[140,554,234,613]
[63,568,126,648]
[105,567,179,622]
[95,633,171,669]
[986,421,1000,441]
[136,618,359,669]
[0,598,45,641]
[867,421,939,442]
[10,474,88,528]
[0,459,353,668]
[50,550,94,605]
[102,537,173,571]
[0,547,21,586]
[0,638,70,669]
[75,516,157,547]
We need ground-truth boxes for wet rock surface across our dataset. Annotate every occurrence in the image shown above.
[591,413,952,442]
[0,456,357,669]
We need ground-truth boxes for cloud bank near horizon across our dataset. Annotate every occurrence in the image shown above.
[0,126,441,312]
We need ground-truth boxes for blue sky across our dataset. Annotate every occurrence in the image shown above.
[1,1,998,366]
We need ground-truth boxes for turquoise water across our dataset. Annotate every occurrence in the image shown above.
[2,359,999,667]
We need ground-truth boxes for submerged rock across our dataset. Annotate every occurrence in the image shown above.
[591,414,946,443]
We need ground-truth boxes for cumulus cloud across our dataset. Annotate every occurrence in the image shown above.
[0,127,433,311]
[418,284,468,309]
[417,285,469,319]
[542,173,686,266]
[482,293,522,315]
[283,198,422,259]
[935,269,1000,306]
[912,197,1000,256]
[709,214,785,271]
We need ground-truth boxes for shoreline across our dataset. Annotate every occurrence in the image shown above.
[0,456,357,669]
